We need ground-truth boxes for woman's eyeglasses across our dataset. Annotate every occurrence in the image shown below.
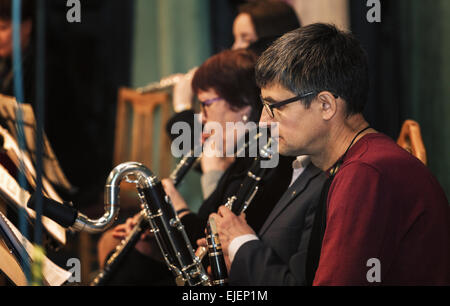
[199,97,223,117]
[200,97,222,107]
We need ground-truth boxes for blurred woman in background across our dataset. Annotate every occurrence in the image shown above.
[232,0,301,51]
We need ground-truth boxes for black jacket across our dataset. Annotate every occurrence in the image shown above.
[229,163,327,285]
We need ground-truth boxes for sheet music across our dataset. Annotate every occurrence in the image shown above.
[0,94,73,192]
[0,125,63,202]
[0,212,72,286]
[0,163,66,245]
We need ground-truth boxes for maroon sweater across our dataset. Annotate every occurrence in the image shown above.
[313,133,450,285]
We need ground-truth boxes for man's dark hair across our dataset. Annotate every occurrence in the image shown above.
[0,0,35,21]
[239,0,301,40]
[256,23,369,115]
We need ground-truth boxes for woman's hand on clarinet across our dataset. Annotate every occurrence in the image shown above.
[111,213,141,240]
[110,214,162,260]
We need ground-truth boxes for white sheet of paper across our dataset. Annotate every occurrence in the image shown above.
[0,163,66,245]
[0,212,72,286]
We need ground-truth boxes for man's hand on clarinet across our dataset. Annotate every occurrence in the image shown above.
[197,206,255,271]
[210,206,255,253]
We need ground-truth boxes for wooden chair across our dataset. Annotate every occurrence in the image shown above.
[397,120,427,165]
[114,87,173,178]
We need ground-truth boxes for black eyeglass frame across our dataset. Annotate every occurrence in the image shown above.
[262,91,339,118]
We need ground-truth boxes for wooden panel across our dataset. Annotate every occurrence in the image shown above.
[397,120,427,165]
[79,232,92,285]
[159,101,172,179]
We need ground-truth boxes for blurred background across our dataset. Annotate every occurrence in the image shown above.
[44,0,450,211]
[2,0,449,284]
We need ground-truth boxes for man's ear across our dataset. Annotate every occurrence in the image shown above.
[318,92,338,121]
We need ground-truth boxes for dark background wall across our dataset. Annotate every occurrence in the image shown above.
[45,0,134,207]
[350,0,450,199]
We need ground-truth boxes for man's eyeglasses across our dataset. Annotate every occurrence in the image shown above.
[261,91,338,118]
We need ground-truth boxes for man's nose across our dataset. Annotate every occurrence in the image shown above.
[259,109,274,126]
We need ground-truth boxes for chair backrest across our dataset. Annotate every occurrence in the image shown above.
[397,120,427,165]
[114,87,173,178]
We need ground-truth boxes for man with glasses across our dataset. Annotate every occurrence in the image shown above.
[211,23,450,285]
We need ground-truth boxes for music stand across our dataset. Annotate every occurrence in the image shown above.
[0,94,73,193]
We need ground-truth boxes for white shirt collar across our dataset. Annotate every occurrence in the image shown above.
[289,156,310,187]
[292,155,310,169]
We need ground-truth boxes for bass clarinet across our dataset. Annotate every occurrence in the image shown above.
[90,151,200,286]
[206,137,274,285]
[29,161,210,286]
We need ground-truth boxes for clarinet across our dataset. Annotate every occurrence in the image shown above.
[169,150,200,186]
[206,138,274,286]
[102,162,210,286]
[136,178,210,286]
[89,211,148,286]
[90,151,199,286]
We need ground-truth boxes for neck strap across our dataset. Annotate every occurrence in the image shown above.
[329,126,371,177]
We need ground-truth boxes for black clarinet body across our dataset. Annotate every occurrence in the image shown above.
[205,218,228,286]
[90,152,199,286]
[90,212,148,286]
[137,180,210,286]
